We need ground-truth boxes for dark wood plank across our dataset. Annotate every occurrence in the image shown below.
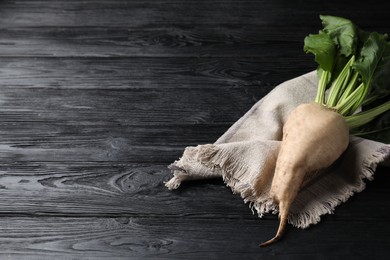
[0,87,257,124]
[0,123,229,147]
[0,163,387,221]
[0,164,245,217]
[0,122,234,163]
[0,27,310,58]
[0,57,310,90]
[0,213,388,259]
[0,0,388,29]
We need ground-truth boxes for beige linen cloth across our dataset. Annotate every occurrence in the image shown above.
[165,71,390,229]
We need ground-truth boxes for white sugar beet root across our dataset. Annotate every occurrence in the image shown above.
[260,15,390,245]
[260,102,349,246]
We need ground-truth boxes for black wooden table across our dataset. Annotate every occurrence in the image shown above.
[0,0,389,259]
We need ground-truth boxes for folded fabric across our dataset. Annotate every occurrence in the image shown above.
[165,71,390,229]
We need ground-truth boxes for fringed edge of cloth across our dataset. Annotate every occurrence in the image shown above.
[165,143,389,229]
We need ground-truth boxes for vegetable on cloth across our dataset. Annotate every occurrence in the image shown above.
[165,15,390,246]
[261,15,390,246]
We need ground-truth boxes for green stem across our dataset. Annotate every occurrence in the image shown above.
[352,126,390,136]
[334,82,365,116]
[315,70,331,104]
[337,70,359,104]
[350,79,371,113]
[326,55,355,107]
[345,100,390,129]
[360,94,378,107]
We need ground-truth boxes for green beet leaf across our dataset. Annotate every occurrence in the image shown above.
[365,35,390,103]
[320,15,358,57]
[353,32,388,92]
[304,32,336,72]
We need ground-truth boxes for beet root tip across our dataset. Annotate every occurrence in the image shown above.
[259,212,288,247]
[259,234,282,247]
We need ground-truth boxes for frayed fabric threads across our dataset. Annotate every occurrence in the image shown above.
[165,71,390,229]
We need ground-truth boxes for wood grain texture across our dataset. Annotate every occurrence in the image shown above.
[0,87,256,126]
[0,167,388,259]
[0,0,389,258]
[0,163,387,220]
[0,164,243,217]
[0,214,388,260]
[0,0,388,28]
[0,124,231,163]
[0,57,302,89]
[0,27,309,58]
